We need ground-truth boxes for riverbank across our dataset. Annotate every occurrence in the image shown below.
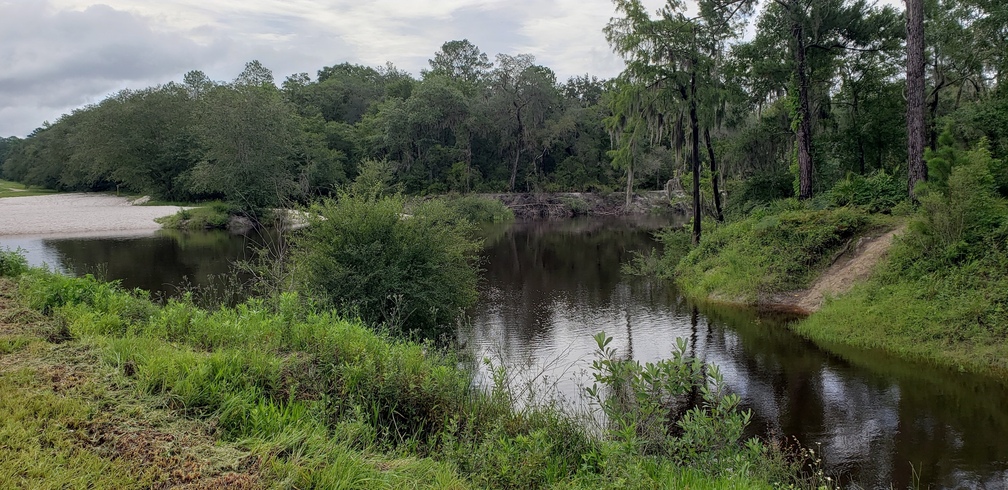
[0,193,186,237]
[668,203,1008,377]
[0,260,803,488]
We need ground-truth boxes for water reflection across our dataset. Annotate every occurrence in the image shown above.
[1,230,264,298]
[464,218,1008,489]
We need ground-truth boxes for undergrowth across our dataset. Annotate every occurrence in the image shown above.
[0,266,817,488]
[673,203,876,301]
[794,138,1008,376]
[155,201,239,230]
[439,194,515,224]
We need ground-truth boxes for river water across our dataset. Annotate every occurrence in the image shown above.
[3,219,1007,489]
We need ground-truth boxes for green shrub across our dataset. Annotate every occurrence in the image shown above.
[623,227,692,278]
[827,170,906,212]
[291,194,481,338]
[724,170,794,217]
[0,248,27,277]
[349,158,398,200]
[560,195,591,216]
[440,194,514,224]
[155,201,237,230]
[585,332,758,469]
[910,140,1008,265]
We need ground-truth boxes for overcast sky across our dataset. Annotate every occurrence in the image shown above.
[0,0,902,138]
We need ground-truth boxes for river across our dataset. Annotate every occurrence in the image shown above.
[3,218,1007,489]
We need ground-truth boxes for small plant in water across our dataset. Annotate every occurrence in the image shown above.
[585,331,754,467]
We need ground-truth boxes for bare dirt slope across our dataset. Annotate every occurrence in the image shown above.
[769,224,907,314]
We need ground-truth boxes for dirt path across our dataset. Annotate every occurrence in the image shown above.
[768,224,907,314]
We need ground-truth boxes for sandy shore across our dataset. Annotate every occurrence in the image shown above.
[0,193,185,237]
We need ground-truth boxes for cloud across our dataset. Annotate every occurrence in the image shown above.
[0,1,229,135]
[13,0,845,136]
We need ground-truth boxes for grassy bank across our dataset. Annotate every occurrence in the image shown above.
[155,201,238,231]
[0,259,808,488]
[661,144,1008,376]
[793,221,1008,376]
[661,200,1008,376]
[0,179,57,198]
[673,203,888,302]
[795,143,1007,376]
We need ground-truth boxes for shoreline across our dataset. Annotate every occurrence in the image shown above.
[0,193,184,237]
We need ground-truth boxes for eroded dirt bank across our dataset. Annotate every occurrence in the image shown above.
[765,225,906,314]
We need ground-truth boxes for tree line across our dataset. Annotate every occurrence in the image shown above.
[1,0,1005,221]
[0,44,618,212]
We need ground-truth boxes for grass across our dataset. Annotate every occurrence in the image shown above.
[0,278,260,489]
[793,224,1008,376]
[664,176,1008,377]
[0,179,57,198]
[0,265,798,488]
[437,194,515,224]
[155,201,237,230]
[673,203,885,302]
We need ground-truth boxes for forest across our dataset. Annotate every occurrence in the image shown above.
[0,0,1003,222]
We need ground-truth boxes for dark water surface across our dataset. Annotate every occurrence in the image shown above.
[4,220,1008,489]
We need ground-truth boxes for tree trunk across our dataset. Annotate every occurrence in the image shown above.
[625,158,634,208]
[509,110,524,191]
[792,20,814,200]
[927,82,942,151]
[906,0,927,199]
[465,141,472,193]
[853,90,866,174]
[704,127,724,222]
[690,70,702,245]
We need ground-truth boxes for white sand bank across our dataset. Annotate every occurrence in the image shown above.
[0,193,185,237]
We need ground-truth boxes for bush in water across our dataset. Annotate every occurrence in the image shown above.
[290,193,480,339]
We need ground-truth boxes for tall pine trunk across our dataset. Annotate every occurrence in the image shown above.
[704,128,724,222]
[690,69,702,245]
[906,0,927,198]
[792,21,814,200]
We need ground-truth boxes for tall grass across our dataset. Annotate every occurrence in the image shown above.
[674,204,875,301]
[7,265,802,488]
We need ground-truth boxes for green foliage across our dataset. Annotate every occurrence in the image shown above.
[0,248,28,277]
[154,201,238,230]
[291,194,480,338]
[189,77,304,214]
[7,269,791,487]
[586,333,754,467]
[723,170,795,217]
[913,139,1008,263]
[826,170,906,213]
[675,206,871,299]
[622,227,692,278]
[440,195,515,224]
[349,158,398,200]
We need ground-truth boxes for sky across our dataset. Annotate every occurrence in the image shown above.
[0,0,903,138]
